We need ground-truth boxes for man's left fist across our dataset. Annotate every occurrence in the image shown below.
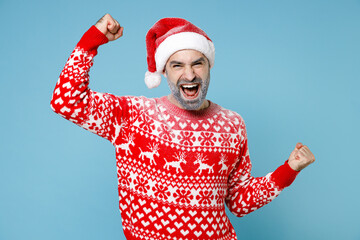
[288,143,315,171]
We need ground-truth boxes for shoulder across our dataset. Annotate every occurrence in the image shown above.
[212,102,247,136]
[118,96,160,115]
[215,103,245,125]
[90,93,155,111]
[94,94,153,105]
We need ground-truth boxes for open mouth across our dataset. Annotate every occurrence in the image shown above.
[180,83,200,99]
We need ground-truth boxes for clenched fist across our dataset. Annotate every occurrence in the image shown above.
[288,143,315,171]
[95,14,124,41]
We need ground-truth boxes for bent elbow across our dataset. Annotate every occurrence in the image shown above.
[50,94,62,114]
[50,93,72,118]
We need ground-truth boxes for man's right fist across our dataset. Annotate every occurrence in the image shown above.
[95,14,124,41]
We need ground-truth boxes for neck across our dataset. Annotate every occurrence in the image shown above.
[167,95,209,111]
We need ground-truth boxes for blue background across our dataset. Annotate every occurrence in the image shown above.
[1,0,359,239]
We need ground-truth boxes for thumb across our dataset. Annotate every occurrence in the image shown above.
[114,26,124,40]
[295,142,303,150]
[289,142,302,160]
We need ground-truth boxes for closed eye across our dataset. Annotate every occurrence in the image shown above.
[192,57,206,66]
[169,61,183,68]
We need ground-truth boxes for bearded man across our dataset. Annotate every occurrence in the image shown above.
[51,14,315,240]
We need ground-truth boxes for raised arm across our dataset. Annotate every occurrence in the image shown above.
[225,123,315,217]
[50,14,128,143]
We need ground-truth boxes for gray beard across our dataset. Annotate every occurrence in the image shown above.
[167,76,210,111]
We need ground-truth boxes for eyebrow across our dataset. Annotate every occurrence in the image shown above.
[169,57,206,66]
[192,57,206,65]
[169,60,183,66]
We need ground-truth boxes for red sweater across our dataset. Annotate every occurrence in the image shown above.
[51,26,299,240]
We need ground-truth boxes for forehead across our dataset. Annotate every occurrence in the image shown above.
[167,49,208,64]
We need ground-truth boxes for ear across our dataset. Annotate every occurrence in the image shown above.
[163,69,167,78]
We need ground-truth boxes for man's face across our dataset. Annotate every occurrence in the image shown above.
[164,49,210,111]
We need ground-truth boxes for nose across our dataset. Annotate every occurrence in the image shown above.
[182,65,196,81]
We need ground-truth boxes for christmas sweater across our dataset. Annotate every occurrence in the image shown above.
[50,26,299,240]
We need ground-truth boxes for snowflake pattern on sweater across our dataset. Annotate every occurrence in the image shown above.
[51,26,299,240]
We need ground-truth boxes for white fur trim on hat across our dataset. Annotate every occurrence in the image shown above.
[155,32,215,74]
[145,71,162,89]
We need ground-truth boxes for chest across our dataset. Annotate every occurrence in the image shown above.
[115,116,242,179]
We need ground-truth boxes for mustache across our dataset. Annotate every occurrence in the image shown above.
[177,77,203,87]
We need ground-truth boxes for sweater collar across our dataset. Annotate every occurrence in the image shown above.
[157,96,221,120]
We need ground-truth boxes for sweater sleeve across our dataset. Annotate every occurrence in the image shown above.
[50,26,130,144]
[225,122,299,217]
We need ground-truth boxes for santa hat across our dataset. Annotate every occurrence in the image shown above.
[145,18,215,89]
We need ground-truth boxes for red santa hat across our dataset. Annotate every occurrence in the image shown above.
[145,18,215,89]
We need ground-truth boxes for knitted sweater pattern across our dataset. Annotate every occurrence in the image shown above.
[51,26,299,240]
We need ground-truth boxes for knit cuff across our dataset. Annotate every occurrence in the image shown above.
[77,25,109,55]
[270,160,300,190]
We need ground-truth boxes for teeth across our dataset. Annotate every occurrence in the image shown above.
[182,84,198,88]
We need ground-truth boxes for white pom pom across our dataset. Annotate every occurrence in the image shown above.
[145,71,162,89]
